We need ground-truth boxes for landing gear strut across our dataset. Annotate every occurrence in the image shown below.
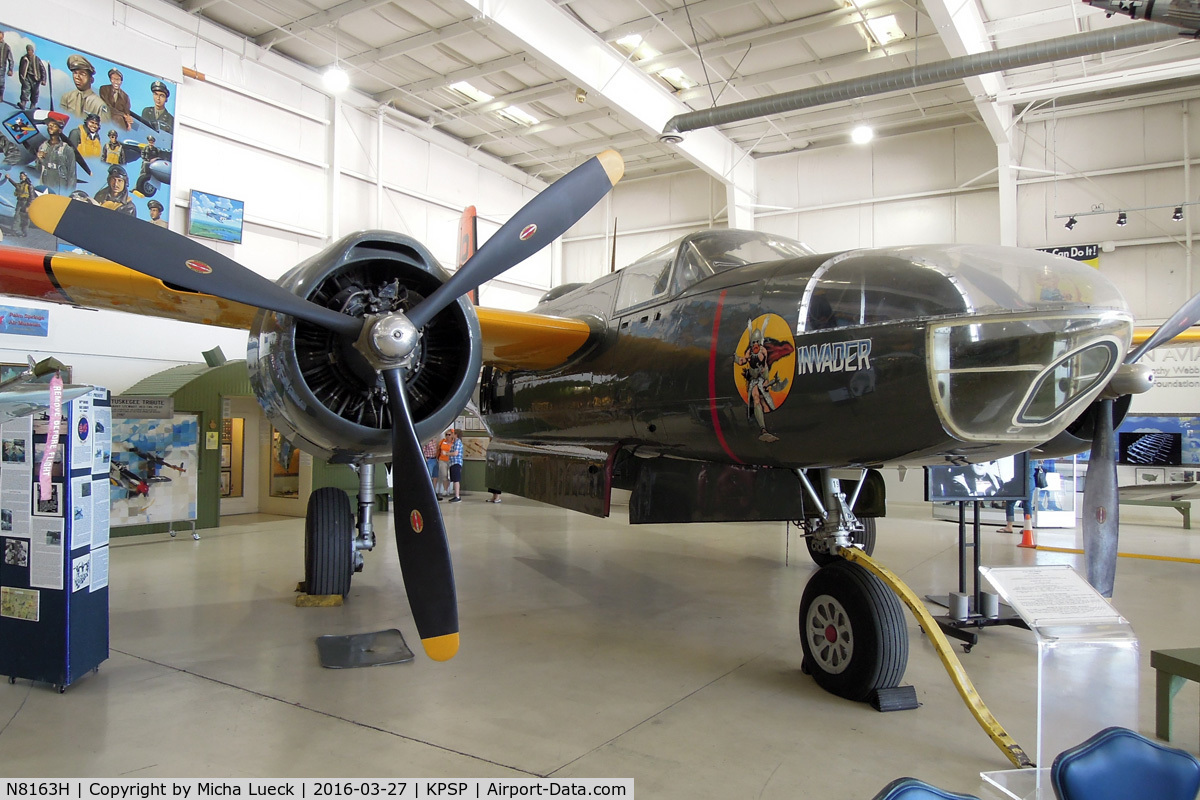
[795,468,908,701]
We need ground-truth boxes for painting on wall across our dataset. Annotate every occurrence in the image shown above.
[110,414,198,527]
[188,190,244,244]
[0,23,177,249]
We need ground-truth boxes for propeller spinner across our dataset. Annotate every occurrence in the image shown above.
[29,149,625,659]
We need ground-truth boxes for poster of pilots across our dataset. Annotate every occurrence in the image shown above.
[0,24,176,248]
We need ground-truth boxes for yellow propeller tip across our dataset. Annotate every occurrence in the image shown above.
[29,194,70,236]
[597,149,624,187]
[421,632,459,662]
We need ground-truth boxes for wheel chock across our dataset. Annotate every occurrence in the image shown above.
[870,685,919,712]
[294,582,344,607]
[295,593,343,607]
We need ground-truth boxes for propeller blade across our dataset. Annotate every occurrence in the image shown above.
[382,367,458,661]
[28,195,362,338]
[1126,289,1200,364]
[407,150,623,329]
[1082,398,1119,597]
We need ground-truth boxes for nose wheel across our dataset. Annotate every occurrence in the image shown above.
[799,559,908,701]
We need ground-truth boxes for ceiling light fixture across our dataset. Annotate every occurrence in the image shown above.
[1065,216,1077,230]
[1116,211,1128,226]
[575,87,587,103]
[1174,206,1184,221]
[851,125,874,144]
[865,15,906,47]
[323,65,349,94]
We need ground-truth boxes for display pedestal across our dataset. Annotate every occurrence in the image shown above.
[978,565,1138,800]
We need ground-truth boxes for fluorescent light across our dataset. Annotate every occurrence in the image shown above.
[659,67,697,90]
[865,15,905,47]
[851,125,874,144]
[498,106,539,126]
[616,34,643,52]
[322,66,349,93]
[449,81,493,103]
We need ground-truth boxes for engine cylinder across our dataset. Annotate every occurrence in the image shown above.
[247,231,481,464]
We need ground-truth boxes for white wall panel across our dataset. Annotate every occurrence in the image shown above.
[382,130,431,190]
[954,192,1001,245]
[426,146,481,210]
[874,197,957,246]
[338,107,379,178]
[872,130,957,196]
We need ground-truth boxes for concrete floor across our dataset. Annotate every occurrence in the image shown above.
[2,494,1199,798]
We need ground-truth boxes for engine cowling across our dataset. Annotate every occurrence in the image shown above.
[247,231,481,464]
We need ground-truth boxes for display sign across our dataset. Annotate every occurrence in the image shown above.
[925,453,1029,502]
[0,305,49,337]
[112,396,173,419]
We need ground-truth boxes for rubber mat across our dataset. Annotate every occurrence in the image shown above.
[316,629,415,668]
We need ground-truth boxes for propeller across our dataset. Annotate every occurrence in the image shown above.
[29,149,625,658]
[1082,291,1200,596]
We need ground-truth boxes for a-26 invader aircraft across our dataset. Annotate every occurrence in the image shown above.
[2,149,1197,703]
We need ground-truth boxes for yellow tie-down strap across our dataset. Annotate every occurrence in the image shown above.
[839,547,1034,769]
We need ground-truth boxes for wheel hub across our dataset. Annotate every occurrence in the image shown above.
[807,594,853,674]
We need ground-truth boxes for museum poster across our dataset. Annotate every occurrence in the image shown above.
[1,389,112,620]
[0,23,177,248]
[110,414,198,527]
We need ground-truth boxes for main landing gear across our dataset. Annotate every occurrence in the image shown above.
[303,463,377,597]
[795,468,908,702]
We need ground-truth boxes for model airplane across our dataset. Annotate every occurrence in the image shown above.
[1083,0,1200,34]
[4,155,1198,704]
[0,355,91,426]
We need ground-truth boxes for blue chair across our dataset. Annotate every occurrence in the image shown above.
[871,777,980,800]
[1051,726,1200,800]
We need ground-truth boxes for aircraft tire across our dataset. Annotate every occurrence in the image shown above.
[304,487,354,597]
[799,559,907,702]
[805,517,876,566]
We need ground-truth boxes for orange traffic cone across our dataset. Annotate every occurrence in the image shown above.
[1017,512,1036,549]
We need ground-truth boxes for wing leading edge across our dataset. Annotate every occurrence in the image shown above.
[0,246,594,370]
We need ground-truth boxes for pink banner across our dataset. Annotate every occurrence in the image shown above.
[38,374,63,502]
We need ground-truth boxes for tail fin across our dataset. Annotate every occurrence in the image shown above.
[458,205,478,304]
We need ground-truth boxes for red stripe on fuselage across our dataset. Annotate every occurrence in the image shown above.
[0,247,71,303]
[708,290,743,465]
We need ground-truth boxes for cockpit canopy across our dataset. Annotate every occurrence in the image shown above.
[614,230,815,313]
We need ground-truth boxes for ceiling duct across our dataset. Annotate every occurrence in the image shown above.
[660,23,1182,142]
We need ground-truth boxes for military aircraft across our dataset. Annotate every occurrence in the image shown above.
[5,153,1199,703]
[13,149,624,666]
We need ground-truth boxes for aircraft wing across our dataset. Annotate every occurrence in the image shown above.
[0,246,595,370]
[1132,325,1200,347]
[0,382,92,427]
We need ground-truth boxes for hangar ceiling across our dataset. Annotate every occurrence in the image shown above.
[173,0,1200,181]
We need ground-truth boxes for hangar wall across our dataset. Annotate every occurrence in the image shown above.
[0,0,554,392]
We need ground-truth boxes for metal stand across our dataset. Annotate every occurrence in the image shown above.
[925,501,1026,651]
[168,520,200,540]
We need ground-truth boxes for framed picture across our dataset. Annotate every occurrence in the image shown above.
[219,470,232,497]
[188,190,245,244]
[220,443,231,468]
[33,482,62,517]
[1135,467,1167,486]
